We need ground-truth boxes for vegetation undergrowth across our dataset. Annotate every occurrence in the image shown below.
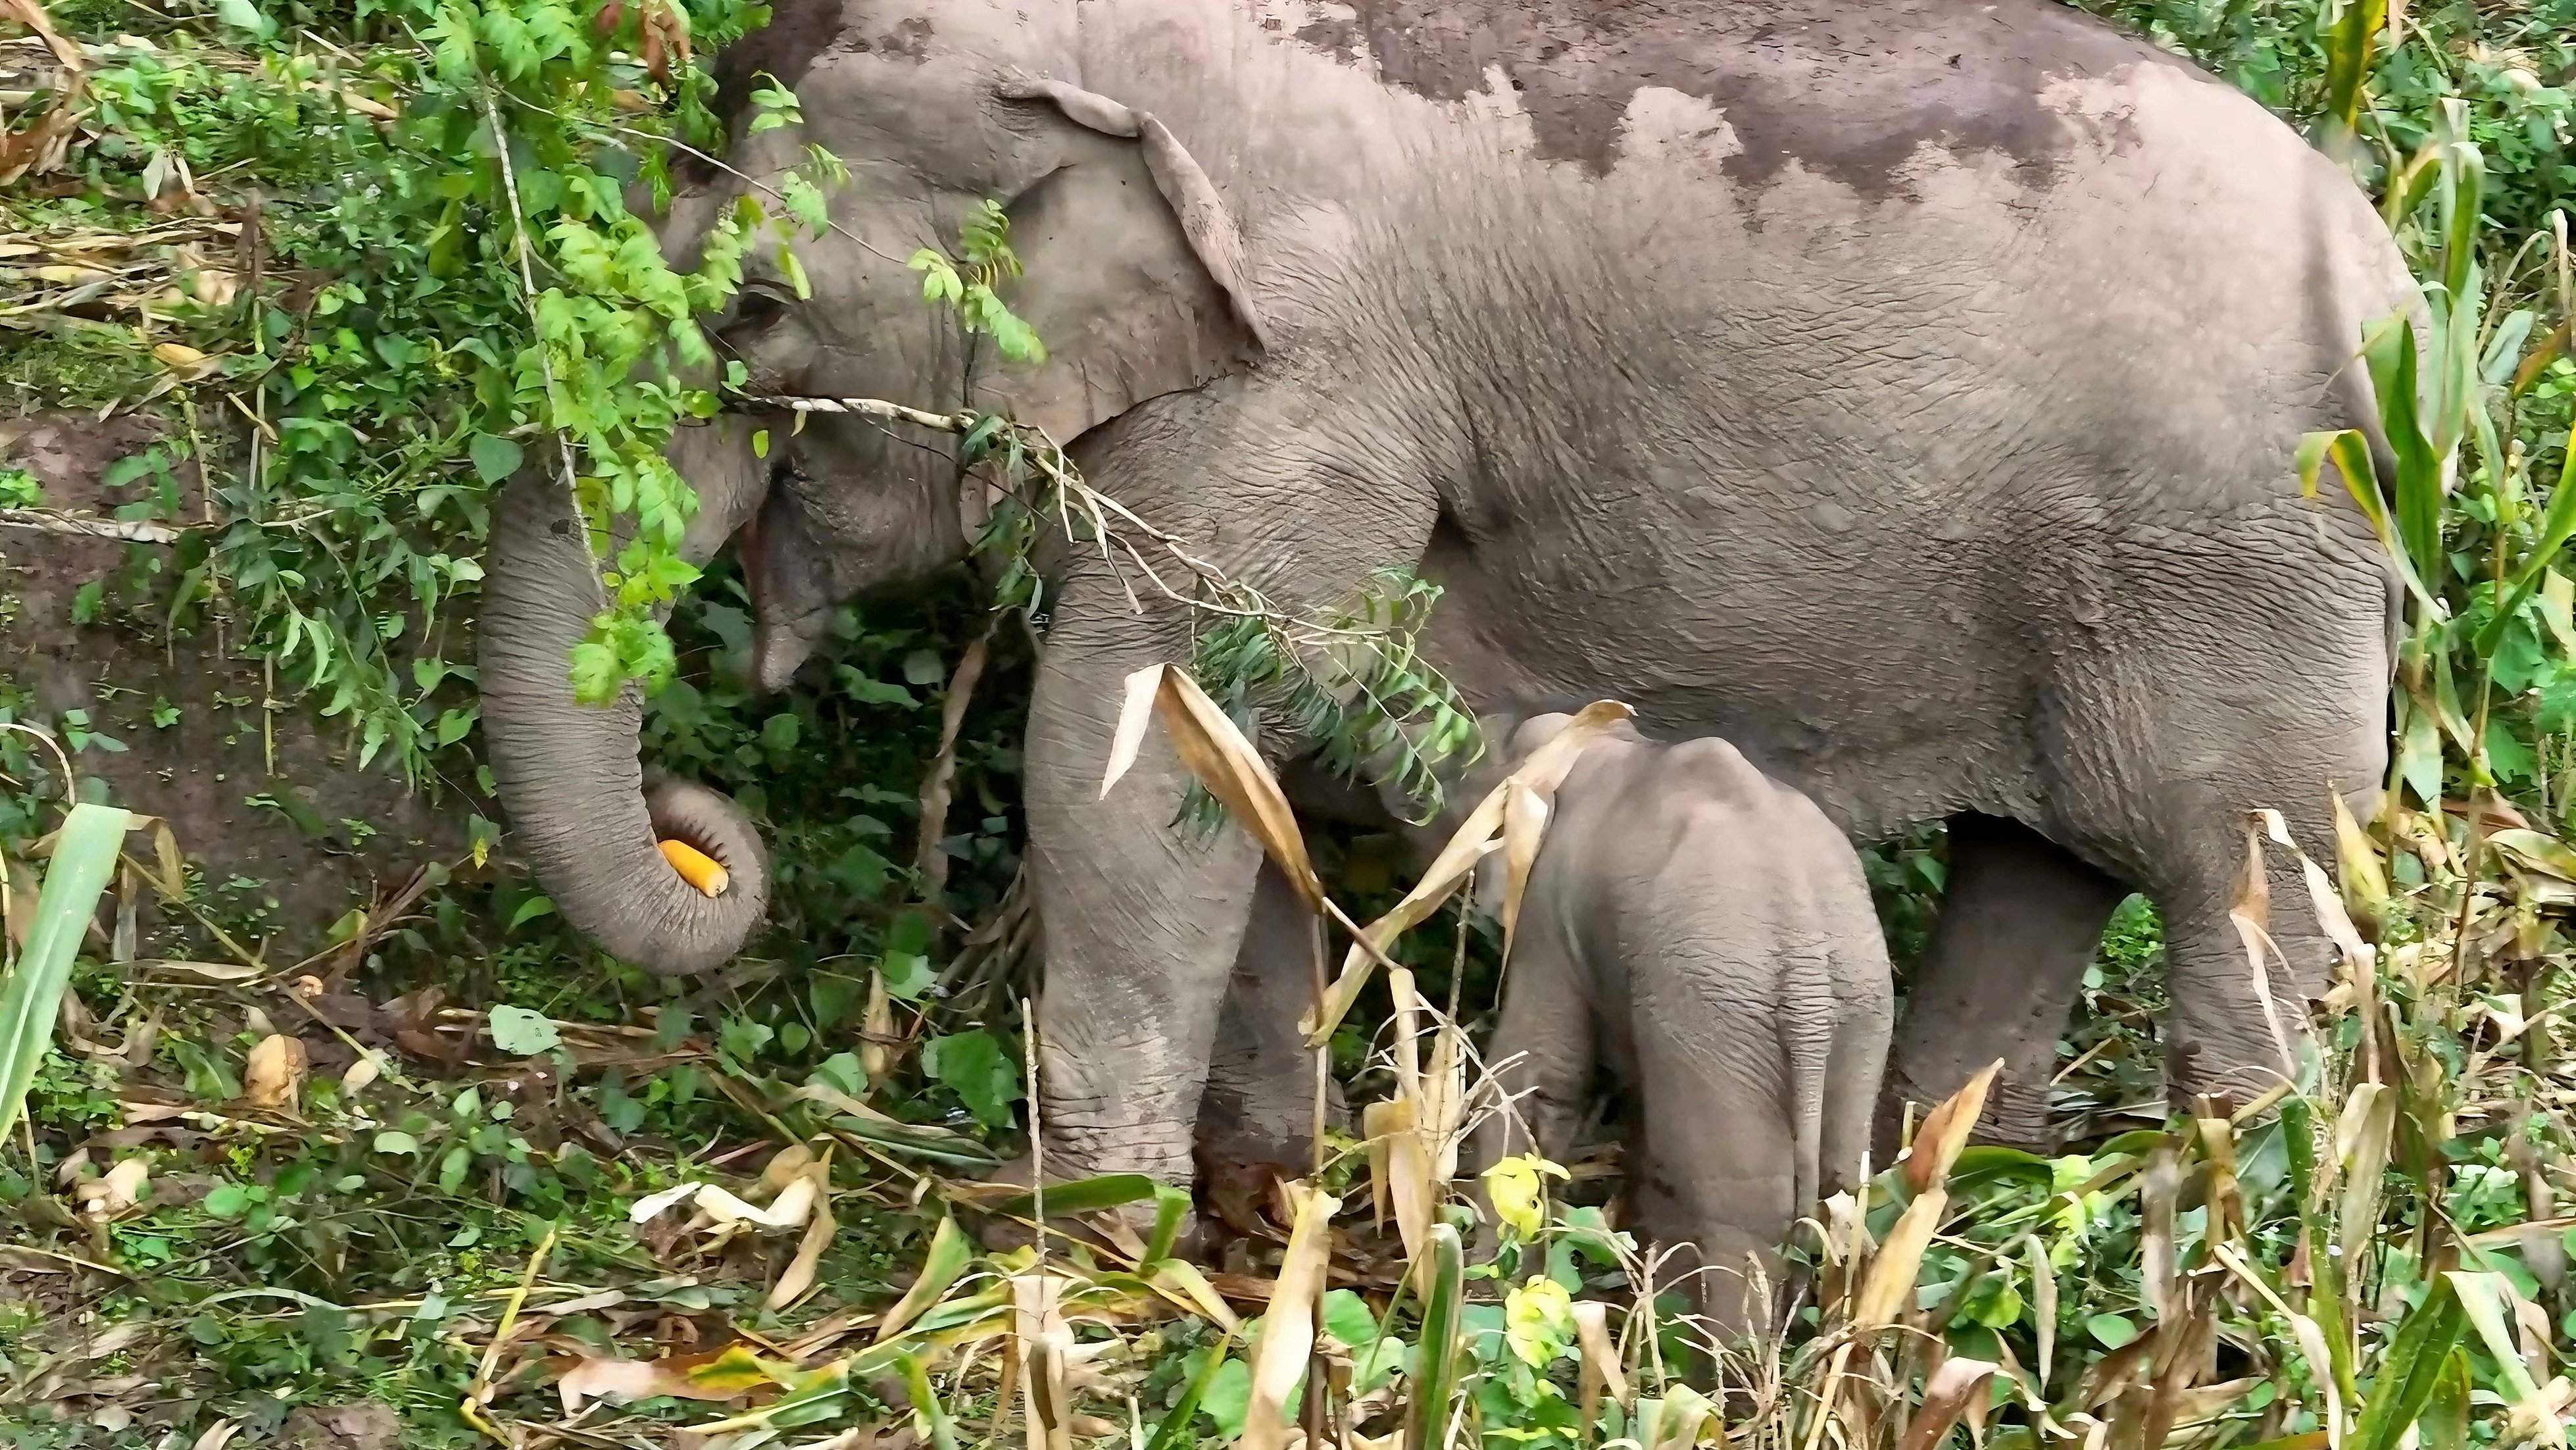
[1,0,2575,1444]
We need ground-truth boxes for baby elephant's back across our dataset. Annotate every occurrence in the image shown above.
[1548,734,1881,962]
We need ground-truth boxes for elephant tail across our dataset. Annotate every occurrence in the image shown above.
[1814,966,1895,1206]
[1789,1030,1829,1222]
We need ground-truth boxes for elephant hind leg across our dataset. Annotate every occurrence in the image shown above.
[2135,776,2373,1113]
[1881,813,2129,1155]
[2027,562,2389,1120]
[1199,861,1341,1173]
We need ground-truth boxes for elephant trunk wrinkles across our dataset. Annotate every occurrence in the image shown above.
[479,474,770,974]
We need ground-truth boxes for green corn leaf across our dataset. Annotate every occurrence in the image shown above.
[2481,416,2576,645]
[2362,321,2449,586]
[2445,1272,2553,1430]
[986,1171,1159,1221]
[1143,1183,1192,1264]
[1147,1328,1239,1450]
[874,1215,976,1345]
[2421,1347,2471,1450]
[2437,124,2485,308]
[2298,428,2439,618]
[2481,309,2537,388]
[892,1350,958,1450]
[2347,1274,2471,1450]
[1405,1224,1467,1450]
[0,803,136,1143]
[2319,0,2387,135]
[2429,262,2484,462]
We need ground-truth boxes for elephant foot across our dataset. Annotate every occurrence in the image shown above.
[1874,1064,2057,1160]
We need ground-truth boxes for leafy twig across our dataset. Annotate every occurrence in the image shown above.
[478,85,583,507]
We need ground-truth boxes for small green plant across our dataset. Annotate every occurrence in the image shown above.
[910,198,1047,368]
[0,801,135,1143]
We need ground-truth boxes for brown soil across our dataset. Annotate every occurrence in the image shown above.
[2,409,465,955]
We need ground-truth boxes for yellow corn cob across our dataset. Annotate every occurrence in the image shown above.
[657,839,730,897]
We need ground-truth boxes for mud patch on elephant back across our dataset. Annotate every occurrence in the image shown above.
[862,15,935,62]
[1285,0,2172,193]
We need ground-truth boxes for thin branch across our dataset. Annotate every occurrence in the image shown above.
[480,84,584,503]
[493,89,913,269]
[0,509,184,542]
[739,389,1481,804]
[0,507,330,543]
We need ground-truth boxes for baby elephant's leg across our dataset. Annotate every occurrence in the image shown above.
[1636,1022,1802,1340]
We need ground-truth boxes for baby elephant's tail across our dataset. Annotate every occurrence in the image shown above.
[1798,971,1896,1211]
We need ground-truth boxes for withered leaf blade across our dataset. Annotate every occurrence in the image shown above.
[1902,1057,2000,1195]
[1152,665,1323,908]
[1242,1181,1339,1450]
[1304,700,1635,1045]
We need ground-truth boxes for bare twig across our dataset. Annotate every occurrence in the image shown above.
[480,86,583,502]
[0,509,184,542]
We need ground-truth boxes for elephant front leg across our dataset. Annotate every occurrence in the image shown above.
[1022,609,1266,1187]
[1016,380,1442,1189]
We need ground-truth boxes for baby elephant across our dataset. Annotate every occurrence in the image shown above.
[1467,713,1894,1335]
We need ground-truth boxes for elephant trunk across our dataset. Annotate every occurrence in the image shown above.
[479,473,769,974]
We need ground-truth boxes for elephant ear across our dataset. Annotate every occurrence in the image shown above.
[985,76,1268,443]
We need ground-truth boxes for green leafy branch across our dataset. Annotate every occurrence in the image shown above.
[908,199,1046,366]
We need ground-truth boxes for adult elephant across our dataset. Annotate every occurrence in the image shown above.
[481,0,2412,1181]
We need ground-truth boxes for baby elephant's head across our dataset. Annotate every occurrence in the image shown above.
[1410,708,1643,918]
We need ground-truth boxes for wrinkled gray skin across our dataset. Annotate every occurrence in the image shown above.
[1460,714,1891,1336]
[479,0,2415,1188]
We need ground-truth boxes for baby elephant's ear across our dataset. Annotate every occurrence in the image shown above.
[983,75,1268,442]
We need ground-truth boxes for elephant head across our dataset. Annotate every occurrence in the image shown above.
[477,0,1267,974]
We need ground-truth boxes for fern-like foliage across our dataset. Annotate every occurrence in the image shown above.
[1189,571,1483,828]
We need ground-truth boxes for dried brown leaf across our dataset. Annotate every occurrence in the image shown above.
[1496,780,1548,957]
[1572,1299,1629,1423]
[1898,1357,2000,1450]
[1012,1273,1074,1450]
[1304,701,1633,1043]
[1099,663,1164,801]
[2225,817,2304,1086]
[241,1034,307,1112]
[1902,1058,2001,1195]
[755,1142,816,1197]
[1854,1186,1944,1329]
[556,1353,754,1412]
[767,1159,835,1311]
[916,629,991,901]
[1154,666,1322,907]
[76,1156,148,1216]
[2332,1084,2394,1270]
[2140,1138,2180,1326]
[1,0,86,72]
[1243,1182,1339,1450]
[861,971,895,1084]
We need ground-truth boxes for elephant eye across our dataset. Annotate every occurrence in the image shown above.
[730,282,793,328]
